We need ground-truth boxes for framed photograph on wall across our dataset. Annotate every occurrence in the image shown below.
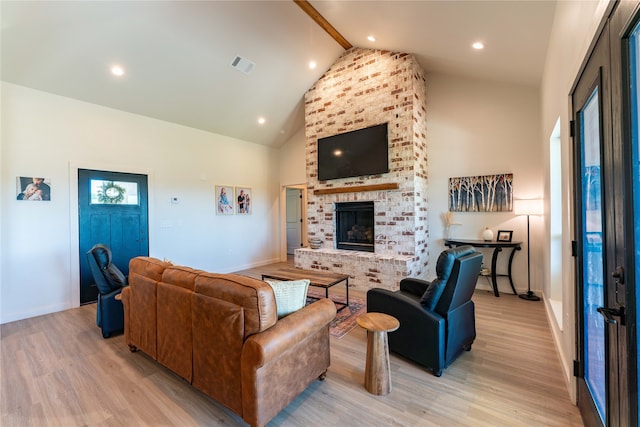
[235,187,252,214]
[16,177,51,201]
[215,185,235,215]
[497,230,513,242]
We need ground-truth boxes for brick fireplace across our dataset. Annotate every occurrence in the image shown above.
[295,48,429,292]
[335,201,374,252]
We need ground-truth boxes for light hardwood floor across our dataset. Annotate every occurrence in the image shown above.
[1,260,583,426]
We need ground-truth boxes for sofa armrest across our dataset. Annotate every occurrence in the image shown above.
[367,288,443,326]
[120,286,131,345]
[399,277,431,296]
[242,298,336,368]
[241,298,336,427]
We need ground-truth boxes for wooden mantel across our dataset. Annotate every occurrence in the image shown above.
[313,183,399,195]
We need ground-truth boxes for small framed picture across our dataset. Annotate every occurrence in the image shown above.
[17,177,51,201]
[235,187,252,215]
[497,230,513,242]
[215,185,235,215]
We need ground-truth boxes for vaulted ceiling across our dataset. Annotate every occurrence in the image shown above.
[1,1,556,147]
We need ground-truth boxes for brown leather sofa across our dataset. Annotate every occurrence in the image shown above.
[121,257,337,427]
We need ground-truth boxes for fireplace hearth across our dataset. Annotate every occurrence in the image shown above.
[335,201,374,252]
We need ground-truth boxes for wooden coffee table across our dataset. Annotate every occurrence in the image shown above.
[261,267,350,312]
[357,312,400,395]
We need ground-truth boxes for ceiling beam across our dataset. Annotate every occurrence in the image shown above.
[294,0,352,50]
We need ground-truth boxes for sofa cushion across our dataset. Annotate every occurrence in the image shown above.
[194,273,277,338]
[265,279,310,318]
[162,266,201,291]
[129,256,170,282]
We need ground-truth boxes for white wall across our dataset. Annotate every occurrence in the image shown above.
[540,0,611,401]
[278,127,308,259]
[1,82,281,324]
[279,127,306,187]
[426,73,542,294]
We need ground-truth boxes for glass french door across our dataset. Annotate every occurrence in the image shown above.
[576,84,607,423]
[573,2,638,425]
[627,13,640,427]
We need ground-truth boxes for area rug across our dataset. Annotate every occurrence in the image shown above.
[306,290,366,339]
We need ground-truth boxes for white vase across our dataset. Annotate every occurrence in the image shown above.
[482,227,494,241]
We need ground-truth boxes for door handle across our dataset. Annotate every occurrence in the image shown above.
[611,266,624,284]
[597,306,625,325]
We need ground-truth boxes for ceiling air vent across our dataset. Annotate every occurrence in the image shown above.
[231,55,255,75]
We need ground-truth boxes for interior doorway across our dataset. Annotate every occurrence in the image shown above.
[282,185,307,259]
[286,188,303,254]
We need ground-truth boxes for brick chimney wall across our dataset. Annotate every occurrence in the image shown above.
[295,48,428,290]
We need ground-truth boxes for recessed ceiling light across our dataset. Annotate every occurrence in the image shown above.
[309,61,317,69]
[367,35,376,42]
[110,65,125,76]
[472,41,485,50]
[258,117,266,125]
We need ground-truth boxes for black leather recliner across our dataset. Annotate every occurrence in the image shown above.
[367,245,483,376]
[86,243,128,338]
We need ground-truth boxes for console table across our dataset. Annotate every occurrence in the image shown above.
[444,239,522,297]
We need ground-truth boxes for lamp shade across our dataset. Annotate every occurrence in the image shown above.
[514,198,544,216]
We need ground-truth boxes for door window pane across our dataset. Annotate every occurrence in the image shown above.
[90,179,139,205]
[629,20,640,420]
[580,87,606,422]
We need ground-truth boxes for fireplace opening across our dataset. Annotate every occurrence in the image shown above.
[335,201,374,252]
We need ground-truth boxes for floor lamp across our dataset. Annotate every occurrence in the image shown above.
[514,199,544,301]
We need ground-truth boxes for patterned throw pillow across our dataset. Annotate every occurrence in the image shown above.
[265,279,310,318]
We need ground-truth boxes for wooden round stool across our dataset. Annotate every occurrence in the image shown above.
[356,312,400,395]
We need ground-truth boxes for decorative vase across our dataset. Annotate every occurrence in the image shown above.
[444,225,452,240]
[482,227,494,241]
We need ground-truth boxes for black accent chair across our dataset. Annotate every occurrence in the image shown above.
[367,245,483,376]
[86,243,128,338]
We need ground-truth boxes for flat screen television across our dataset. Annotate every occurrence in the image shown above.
[317,123,389,181]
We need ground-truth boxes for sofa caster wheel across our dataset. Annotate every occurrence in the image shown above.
[102,332,110,339]
[466,345,472,351]
[318,371,327,381]
[434,369,442,377]
[128,344,138,352]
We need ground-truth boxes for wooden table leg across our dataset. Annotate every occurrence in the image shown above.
[364,330,392,395]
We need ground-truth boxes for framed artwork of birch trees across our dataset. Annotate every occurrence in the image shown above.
[448,173,513,212]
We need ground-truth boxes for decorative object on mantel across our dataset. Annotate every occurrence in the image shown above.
[308,238,323,249]
[482,227,494,241]
[313,183,399,196]
[514,198,544,302]
[448,173,513,212]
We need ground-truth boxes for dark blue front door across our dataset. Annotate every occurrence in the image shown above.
[78,169,149,304]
